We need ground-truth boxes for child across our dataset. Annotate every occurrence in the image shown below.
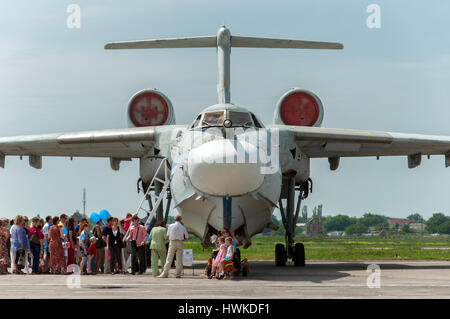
[62,235,68,267]
[209,236,226,279]
[216,237,234,280]
[88,236,97,275]
[204,235,220,276]
[210,235,220,260]
[79,223,90,275]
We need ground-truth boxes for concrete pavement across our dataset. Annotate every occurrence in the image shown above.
[0,260,449,299]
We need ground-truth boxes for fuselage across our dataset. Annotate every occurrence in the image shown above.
[141,103,309,248]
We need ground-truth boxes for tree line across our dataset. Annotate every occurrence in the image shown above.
[267,211,450,236]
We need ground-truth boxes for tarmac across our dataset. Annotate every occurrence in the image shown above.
[0,260,449,299]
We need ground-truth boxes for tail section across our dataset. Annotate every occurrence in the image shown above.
[105,26,343,104]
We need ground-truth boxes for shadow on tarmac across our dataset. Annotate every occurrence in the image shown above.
[189,260,450,283]
[190,261,350,283]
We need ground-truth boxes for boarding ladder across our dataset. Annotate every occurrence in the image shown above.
[134,157,170,232]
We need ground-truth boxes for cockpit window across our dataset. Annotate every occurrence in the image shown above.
[250,112,264,128]
[191,114,202,128]
[228,111,254,127]
[202,111,225,126]
[191,110,261,129]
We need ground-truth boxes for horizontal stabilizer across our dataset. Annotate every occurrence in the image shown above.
[104,36,216,49]
[105,35,343,51]
[231,36,343,50]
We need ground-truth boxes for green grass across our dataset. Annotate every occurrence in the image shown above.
[183,235,450,261]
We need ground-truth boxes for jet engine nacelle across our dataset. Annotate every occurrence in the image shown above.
[273,88,324,127]
[127,88,176,127]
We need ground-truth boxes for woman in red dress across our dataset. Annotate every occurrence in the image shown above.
[48,216,65,274]
[0,219,10,274]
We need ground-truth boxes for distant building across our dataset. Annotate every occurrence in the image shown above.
[388,218,411,229]
[409,223,425,232]
[327,231,344,237]
[368,226,377,233]
[306,205,323,236]
[306,217,322,236]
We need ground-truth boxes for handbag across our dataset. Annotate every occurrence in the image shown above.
[30,230,40,245]
[130,227,139,249]
[94,228,105,248]
[16,249,26,268]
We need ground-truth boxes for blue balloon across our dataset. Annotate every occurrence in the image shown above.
[90,212,100,223]
[62,227,68,236]
[99,209,110,221]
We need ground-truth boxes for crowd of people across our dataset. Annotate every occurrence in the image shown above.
[0,212,241,279]
[0,213,175,276]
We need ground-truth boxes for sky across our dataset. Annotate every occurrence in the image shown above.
[0,0,450,220]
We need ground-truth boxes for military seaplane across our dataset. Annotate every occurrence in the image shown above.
[2,26,450,266]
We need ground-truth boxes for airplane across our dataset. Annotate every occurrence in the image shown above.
[2,26,450,267]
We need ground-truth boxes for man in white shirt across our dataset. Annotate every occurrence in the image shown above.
[158,214,189,278]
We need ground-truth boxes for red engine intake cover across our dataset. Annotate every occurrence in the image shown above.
[128,91,169,127]
[280,91,320,126]
[275,89,323,126]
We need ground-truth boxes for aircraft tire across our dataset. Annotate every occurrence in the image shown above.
[294,243,305,267]
[275,243,286,266]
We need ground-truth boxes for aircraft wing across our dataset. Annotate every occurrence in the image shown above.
[273,125,450,168]
[0,126,159,169]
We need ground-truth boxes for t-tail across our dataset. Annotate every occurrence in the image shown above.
[104,26,343,104]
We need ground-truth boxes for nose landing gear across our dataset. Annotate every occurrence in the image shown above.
[276,177,311,267]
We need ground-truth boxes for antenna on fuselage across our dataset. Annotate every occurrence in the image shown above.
[104,26,343,105]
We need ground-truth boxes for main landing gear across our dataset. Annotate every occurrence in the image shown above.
[276,177,312,267]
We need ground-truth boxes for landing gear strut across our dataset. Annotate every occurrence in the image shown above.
[276,177,312,267]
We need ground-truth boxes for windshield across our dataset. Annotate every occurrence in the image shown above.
[202,111,225,126]
[228,111,254,127]
[194,110,257,128]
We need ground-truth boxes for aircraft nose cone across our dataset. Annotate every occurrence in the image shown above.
[187,139,265,196]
